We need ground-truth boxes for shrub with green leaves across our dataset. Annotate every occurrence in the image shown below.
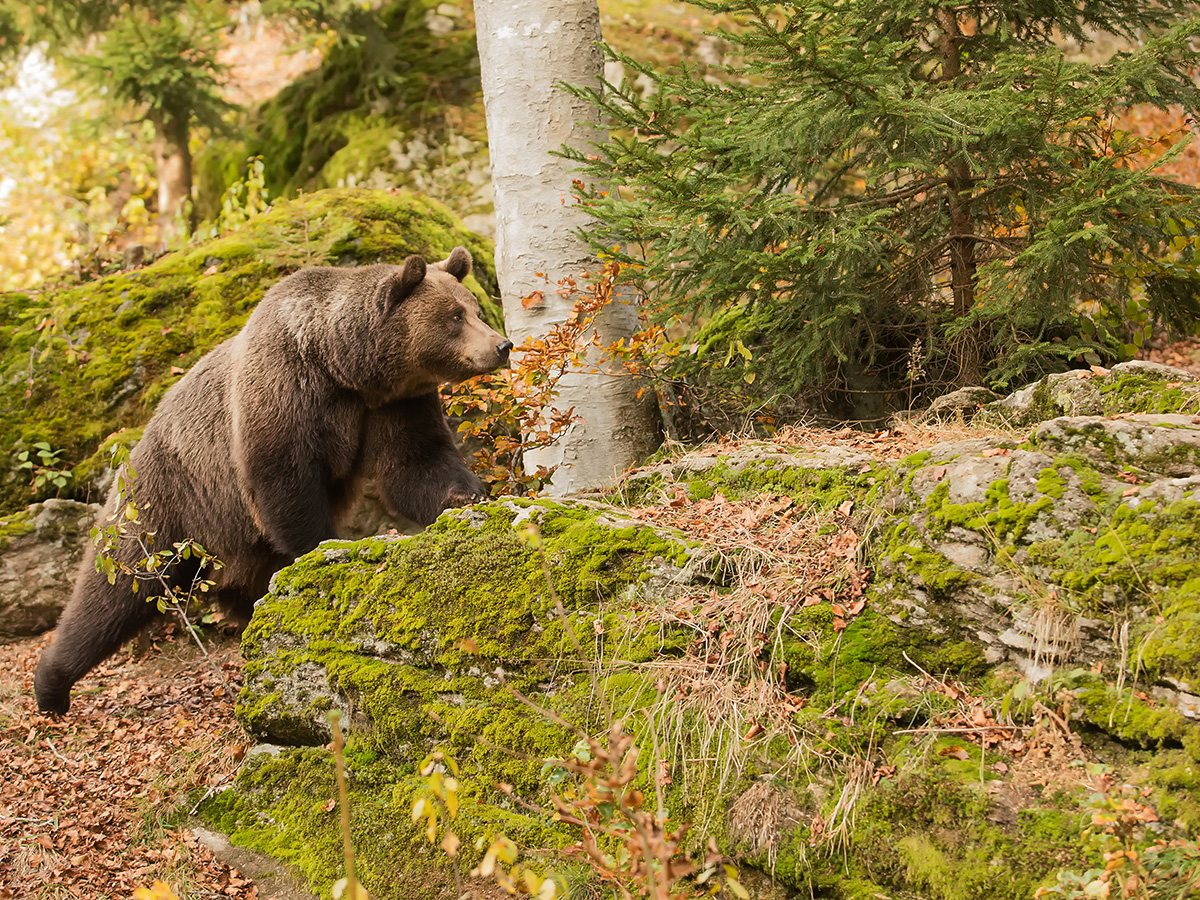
[569,0,1200,417]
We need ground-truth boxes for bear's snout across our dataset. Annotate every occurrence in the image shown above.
[495,339,514,366]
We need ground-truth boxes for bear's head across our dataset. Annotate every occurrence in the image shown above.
[377,246,513,391]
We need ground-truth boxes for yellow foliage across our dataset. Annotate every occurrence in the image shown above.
[0,91,155,291]
[131,882,180,900]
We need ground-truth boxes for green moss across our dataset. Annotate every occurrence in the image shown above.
[0,187,498,516]
[924,477,1053,544]
[1097,374,1200,415]
[238,499,692,753]
[1145,749,1200,827]
[844,773,1088,899]
[0,507,35,550]
[1072,681,1197,749]
[1036,494,1200,684]
[899,450,933,469]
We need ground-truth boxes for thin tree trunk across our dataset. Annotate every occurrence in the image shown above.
[154,110,193,248]
[938,8,983,386]
[474,0,659,494]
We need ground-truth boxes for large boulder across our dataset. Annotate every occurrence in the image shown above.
[0,500,96,639]
[213,373,1200,900]
[208,498,703,894]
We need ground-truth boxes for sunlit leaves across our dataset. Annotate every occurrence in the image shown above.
[0,85,155,290]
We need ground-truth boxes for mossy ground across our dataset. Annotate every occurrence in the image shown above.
[217,500,697,898]
[211,424,1200,898]
[0,187,497,516]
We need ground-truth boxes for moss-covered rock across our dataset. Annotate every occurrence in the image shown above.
[0,187,498,517]
[221,498,702,897]
[0,499,96,638]
[985,361,1200,426]
[215,414,1200,899]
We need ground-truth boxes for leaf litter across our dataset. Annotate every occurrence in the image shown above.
[0,631,255,899]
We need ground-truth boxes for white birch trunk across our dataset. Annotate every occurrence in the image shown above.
[474,0,659,495]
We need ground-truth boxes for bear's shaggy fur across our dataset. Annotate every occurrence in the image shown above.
[35,246,511,715]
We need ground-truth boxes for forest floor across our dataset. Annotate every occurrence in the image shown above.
[0,423,950,900]
[2,339,1199,899]
[0,629,262,899]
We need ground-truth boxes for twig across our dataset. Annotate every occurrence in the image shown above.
[891,725,1031,735]
[901,649,934,679]
[44,737,69,763]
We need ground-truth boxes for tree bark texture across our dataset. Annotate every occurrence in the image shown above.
[474,0,659,495]
[937,8,983,386]
[154,110,192,248]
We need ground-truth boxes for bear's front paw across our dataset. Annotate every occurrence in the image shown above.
[443,477,487,510]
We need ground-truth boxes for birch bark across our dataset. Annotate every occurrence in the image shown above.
[474,0,659,494]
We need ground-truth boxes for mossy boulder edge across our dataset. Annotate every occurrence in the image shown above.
[219,384,1200,899]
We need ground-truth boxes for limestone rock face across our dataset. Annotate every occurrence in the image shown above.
[924,385,1002,419]
[0,500,97,640]
[215,368,1200,900]
[986,360,1200,424]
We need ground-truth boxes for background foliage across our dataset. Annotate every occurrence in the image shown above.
[568,0,1200,421]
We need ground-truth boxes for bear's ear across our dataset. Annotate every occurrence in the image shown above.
[431,246,472,282]
[385,255,428,314]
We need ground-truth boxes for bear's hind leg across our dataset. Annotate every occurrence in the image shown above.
[34,556,163,715]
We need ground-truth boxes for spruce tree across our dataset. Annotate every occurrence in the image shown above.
[568,1,1200,412]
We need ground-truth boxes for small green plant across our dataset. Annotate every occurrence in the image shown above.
[192,156,270,241]
[1036,770,1200,899]
[329,710,372,900]
[91,443,234,699]
[15,441,74,496]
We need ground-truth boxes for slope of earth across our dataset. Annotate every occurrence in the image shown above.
[208,370,1200,900]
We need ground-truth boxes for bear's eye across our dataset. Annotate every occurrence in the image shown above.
[453,312,464,322]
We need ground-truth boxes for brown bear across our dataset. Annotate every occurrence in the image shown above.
[34,246,511,715]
